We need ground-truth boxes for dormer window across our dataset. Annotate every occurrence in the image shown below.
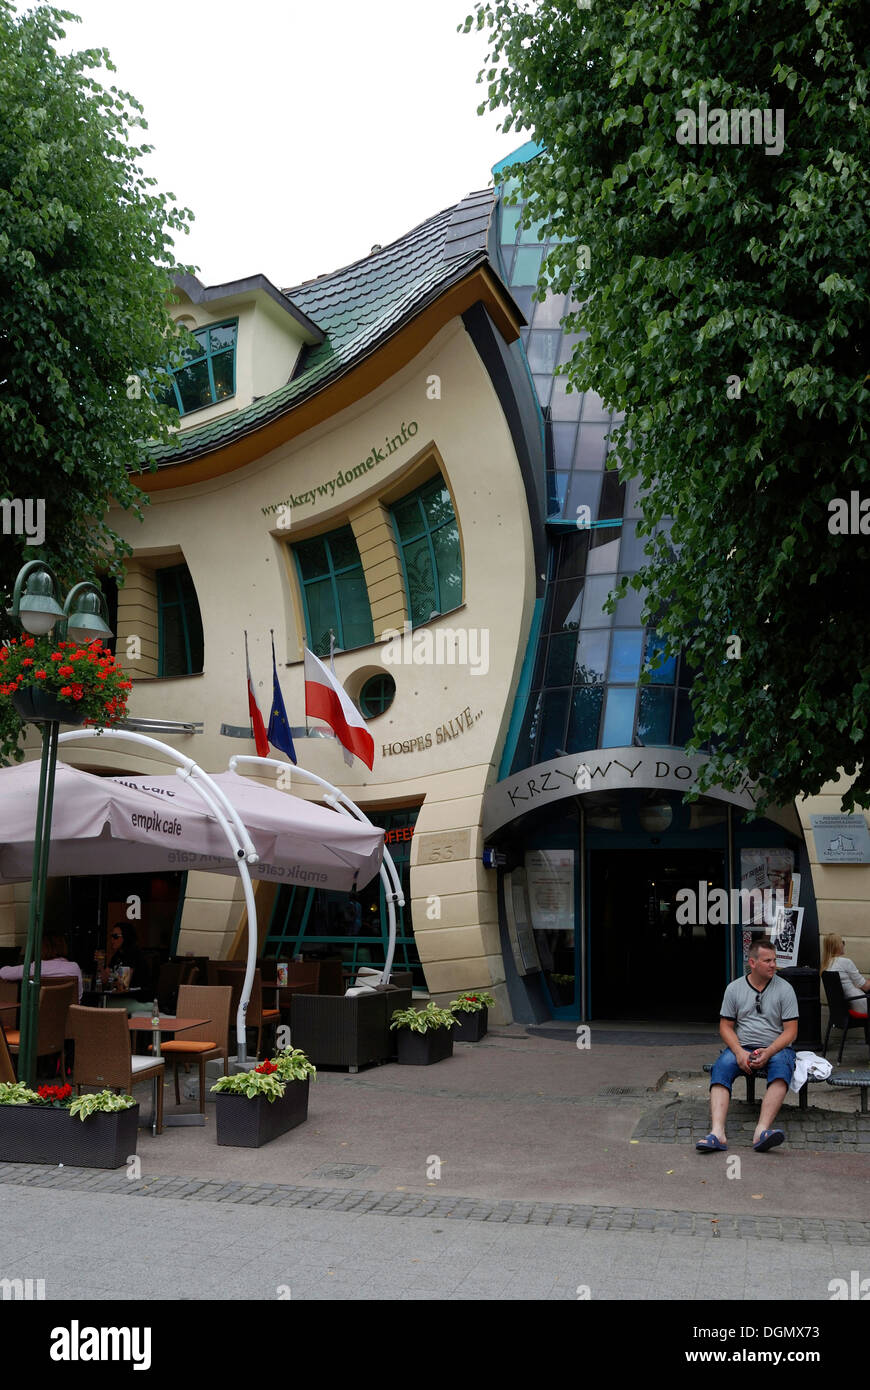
[161,319,238,415]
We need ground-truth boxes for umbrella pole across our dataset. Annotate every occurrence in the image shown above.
[18,719,60,1087]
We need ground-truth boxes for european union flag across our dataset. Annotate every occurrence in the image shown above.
[267,636,297,764]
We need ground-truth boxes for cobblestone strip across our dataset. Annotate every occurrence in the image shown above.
[0,1163,868,1243]
[633,1098,870,1150]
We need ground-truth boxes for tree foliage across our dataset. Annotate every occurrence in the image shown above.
[465,0,868,811]
[0,3,191,675]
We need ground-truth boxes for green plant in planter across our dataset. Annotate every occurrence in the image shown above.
[68,1091,135,1121]
[211,1050,316,1102]
[0,1083,135,1120]
[449,992,495,1014]
[0,1082,40,1105]
[390,1002,458,1034]
[272,1048,317,1082]
[211,1060,286,1103]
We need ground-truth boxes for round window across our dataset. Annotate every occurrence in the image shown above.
[359,673,396,719]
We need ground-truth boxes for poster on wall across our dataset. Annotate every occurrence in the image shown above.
[525,850,575,932]
[771,906,804,968]
[739,848,796,968]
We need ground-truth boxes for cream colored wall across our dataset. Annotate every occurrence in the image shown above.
[83,317,538,1015]
[115,558,159,678]
[797,778,870,971]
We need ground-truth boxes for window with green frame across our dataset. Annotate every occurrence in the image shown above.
[359,673,396,718]
[159,320,237,416]
[156,564,204,677]
[390,475,461,626]
[293,526,374,658]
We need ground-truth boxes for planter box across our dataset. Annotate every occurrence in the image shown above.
[0,1103,139,1168]
[452,1007,488,1043]
[214,1079,309,1148]
[395,1028,454,1066]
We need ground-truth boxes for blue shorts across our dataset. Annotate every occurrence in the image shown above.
[709,1046,796,1091]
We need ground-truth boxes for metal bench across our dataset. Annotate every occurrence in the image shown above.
[825,1069,870,1114]
[703,1063,815,1110]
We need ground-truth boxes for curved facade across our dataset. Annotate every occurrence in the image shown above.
[1,150,867,1025]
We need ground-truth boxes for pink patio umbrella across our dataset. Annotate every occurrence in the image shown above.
[0,761,383,892]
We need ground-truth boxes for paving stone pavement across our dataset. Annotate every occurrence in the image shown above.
[1,1162,869,1243]
[1,1183,868,1302]
[635,1098,870,1151]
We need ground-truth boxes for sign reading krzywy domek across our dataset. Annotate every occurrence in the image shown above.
[483,748,760,837]
[261,421,419,517]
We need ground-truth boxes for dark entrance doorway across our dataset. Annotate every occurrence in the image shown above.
[590,849,728,1021]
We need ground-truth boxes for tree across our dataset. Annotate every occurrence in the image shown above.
[0,2,191,756]
[465,0,868,812]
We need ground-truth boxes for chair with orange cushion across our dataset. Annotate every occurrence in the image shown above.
[215,967,280,1058]
[6,981,75,1076]
[157,985,232,1111]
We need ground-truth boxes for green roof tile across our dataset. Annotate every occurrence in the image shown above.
[145,190,497,469]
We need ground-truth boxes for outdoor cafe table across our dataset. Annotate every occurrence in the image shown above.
[128,1016,210,1136]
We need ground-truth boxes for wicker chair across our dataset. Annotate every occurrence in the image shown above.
[156,985,232,1111]
[289,988,413,1072]
[5,981,76,1074]
[67,1004,165,1133]
[821,971,870,1061]
[215,966,280,1058]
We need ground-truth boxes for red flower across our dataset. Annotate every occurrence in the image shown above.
[50,653,63,662]
[58,665,74,677]
[70,684,84,701]
[59,686,73,697]
[254,1060,278,1075]
[34,669,47,679]
[21,658,34,667]
[37,1083,72,1102]
[23,638,35,649]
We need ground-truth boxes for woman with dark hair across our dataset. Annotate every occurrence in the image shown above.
[95,922,153,1004]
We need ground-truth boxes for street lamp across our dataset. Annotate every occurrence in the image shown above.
[6,561,113,1087]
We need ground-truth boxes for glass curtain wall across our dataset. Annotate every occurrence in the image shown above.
[497,172,692,771]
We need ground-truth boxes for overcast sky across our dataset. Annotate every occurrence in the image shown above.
[41,0,523,290]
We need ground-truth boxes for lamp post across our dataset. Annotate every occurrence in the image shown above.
[6,561,113,1088]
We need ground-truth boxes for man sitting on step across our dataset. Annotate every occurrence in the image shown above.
[696,938,799,1154]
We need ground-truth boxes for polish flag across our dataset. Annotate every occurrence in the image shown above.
[245,634,270,758]
[304,648,374,770]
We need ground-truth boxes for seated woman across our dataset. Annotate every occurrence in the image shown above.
[95,923,154,1011]
[0,934,83,1001]
[820,933,870,1016]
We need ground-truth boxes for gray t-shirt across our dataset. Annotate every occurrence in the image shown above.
[720,974,799,1048]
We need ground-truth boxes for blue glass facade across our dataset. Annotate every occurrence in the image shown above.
[494,158,697,776]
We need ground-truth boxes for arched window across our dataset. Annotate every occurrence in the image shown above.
[156,564,204,676]
[390,475,461,626]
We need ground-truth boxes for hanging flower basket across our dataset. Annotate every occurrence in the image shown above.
[10,686,86,725]
[0,637,132,730]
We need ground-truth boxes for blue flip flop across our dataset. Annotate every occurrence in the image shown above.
[753,1129,785,1153]
[695,1133,727,1152]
